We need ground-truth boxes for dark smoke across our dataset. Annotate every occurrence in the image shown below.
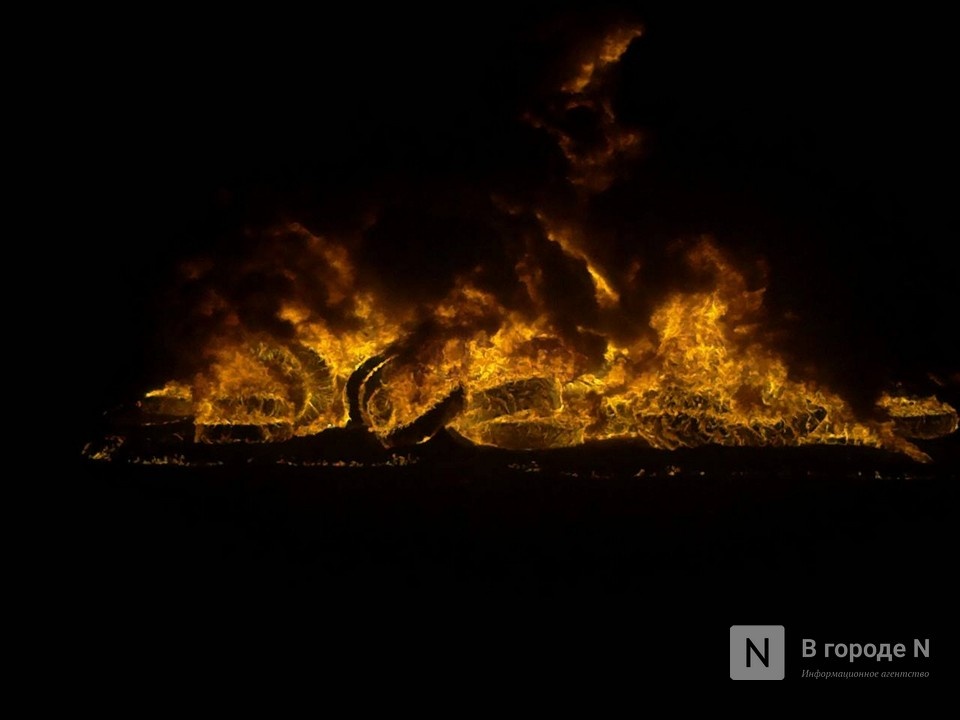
[74,5,957,421]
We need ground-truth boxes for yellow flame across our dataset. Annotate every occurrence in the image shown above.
[148,223,953,461]
[135,26,954,462]
[539,217,620,309]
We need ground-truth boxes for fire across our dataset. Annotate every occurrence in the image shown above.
[563,25,644,94]
[141,227,951,462]
[526,23,645,191]
[125,25,954,463]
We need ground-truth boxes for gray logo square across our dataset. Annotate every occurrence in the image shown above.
[730,625,785,680]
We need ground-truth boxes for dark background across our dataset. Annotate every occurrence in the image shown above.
[57,5,955,681]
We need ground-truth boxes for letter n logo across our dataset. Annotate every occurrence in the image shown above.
[730,626,785,680]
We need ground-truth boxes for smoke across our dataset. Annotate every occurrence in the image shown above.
[159,17,776,412]
[142,10,955,458]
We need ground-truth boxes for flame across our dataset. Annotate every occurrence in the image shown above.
[129,24,954,463]
[538,213,620,309]
[145,224,951,462]
[526,24,645,191]
[563,25,644,94]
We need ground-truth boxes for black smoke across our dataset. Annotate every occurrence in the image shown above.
[69,4,959,434]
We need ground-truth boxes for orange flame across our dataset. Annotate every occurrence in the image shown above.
[146,225,952,462]
[137,25,954,462]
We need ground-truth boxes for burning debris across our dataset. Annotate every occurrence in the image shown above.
[877,393,959,440]
[86,23,956,465]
